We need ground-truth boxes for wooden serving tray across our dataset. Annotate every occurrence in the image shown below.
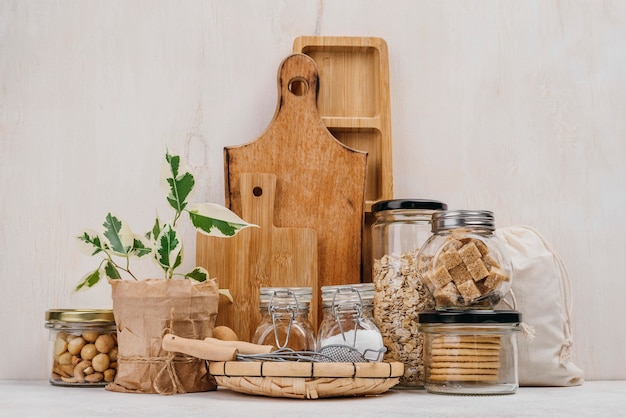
[293,36,394,282]
[209,361,403,399]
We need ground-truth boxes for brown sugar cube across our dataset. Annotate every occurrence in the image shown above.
[430,265,454,289]
[434,282,461,306]
[458,242,482,264]
[457,280,482,304]
[475,278,490,294]
[484,268,508,289]
[473,239,489,256]
[444,238,463,251]
[449,263,472,285]
[419,272,435,290]
[466,258,490,281]
[439,248,463,270]
[482,253,501,270]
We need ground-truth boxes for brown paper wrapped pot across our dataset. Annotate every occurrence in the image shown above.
[107,278,219,394]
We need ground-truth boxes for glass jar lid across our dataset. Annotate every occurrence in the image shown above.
[371,199,447,214]
[259,287,312,303]
[321,283,374,308]
[431,210,495,232]
[418,310,521,324]
[45,309,115,323]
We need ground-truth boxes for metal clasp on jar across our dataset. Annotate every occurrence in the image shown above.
[267,289,300,350]
[330,286,365,347]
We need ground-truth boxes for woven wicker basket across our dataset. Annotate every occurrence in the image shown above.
[209,361,403,399]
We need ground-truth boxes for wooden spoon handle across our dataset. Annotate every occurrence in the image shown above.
[162,334,237,361]
[203,337,275,355]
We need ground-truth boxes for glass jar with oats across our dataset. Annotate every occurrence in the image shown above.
[371,199,447,389]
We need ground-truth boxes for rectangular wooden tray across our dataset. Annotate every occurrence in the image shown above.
[293,36,394,281]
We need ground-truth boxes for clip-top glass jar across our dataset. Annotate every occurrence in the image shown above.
[419,310,521,395]
[252,287,316,351]
[371,199,447,387]
[417,210,512,310]
[45,309,117,387]
[317,283,385,362]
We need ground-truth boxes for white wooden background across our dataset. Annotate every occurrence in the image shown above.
[1,1,624,381]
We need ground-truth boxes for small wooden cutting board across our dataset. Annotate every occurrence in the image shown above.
[215,54,368,322]
[197,173,318,342]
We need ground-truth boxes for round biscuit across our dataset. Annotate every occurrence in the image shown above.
[428,374,499,382]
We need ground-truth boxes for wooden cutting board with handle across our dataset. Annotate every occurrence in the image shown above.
[210,53,368,324]
[197,172,318,343]
[293,36,394,283]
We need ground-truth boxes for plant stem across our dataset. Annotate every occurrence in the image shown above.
[106,253,138,281]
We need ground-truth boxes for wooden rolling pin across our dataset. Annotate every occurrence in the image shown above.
[162,334,274,361]
[203,337,275,355]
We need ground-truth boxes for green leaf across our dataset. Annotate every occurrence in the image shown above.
[74,269,102,292]
[154,224,182,274]
[102,213,134,256]
[104,261,121,280]
[187,203,258,237]
[76,229,104,256]
[161,152,195,213]
[185,267,208,282]
[129,234,151,258]
[146,217,162,241]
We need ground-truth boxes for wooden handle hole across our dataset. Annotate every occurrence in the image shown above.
[288,77,308,96]
[253,186,263,197]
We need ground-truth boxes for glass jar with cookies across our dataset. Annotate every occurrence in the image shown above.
[418,310,521,395]
[417,210,512,310]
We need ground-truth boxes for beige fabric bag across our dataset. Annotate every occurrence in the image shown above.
[495,225,584,386]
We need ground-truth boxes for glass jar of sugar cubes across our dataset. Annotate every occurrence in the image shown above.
[417,210,512,310]
[371,199,447,387]
[418,310,521,395]
[317,284,385,362]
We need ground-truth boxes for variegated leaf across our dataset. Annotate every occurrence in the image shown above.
[102,213,134,256]
[184,266,208,282]
[130,234,151,258]
[145,216,162,241]
[74,268,102,292]
[161,151,194,213]
[76,229,104,256]
[154,224,182,274]
[104,261,121,280]
[187,203,258,237]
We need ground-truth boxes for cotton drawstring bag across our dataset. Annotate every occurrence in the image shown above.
[495,225,584,386]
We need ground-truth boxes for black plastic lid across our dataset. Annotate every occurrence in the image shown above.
[371,199,447,214]
[418,310,521,324]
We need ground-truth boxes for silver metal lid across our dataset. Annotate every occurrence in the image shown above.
[431,210,496,232]
[259,287,312,306]
[321,283,374,308]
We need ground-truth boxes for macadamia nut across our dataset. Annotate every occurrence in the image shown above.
[80,344,97,360]
[67,337,86,355]
[95,334,115,354]
[92,353,110,372]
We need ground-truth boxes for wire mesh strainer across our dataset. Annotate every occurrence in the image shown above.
[236,345,386,363]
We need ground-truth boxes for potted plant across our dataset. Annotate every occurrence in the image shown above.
[75,150,256,394]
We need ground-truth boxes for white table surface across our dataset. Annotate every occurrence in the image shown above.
[1,380,624,417]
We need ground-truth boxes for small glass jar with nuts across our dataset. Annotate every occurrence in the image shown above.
[45,309,117,387]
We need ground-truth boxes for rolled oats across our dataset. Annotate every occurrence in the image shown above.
[373,250,435,387]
